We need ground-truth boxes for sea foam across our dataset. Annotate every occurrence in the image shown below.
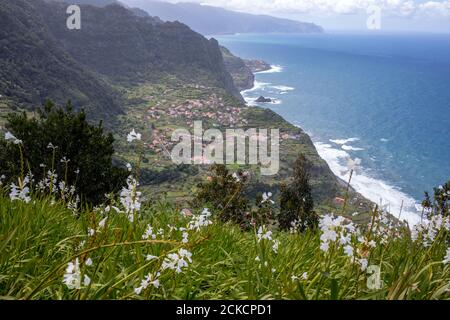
[341,144,364,151]
[256,65,283,74]
[314,141,421,225]
[330,138,360,145]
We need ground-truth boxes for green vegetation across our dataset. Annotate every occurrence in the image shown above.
[279,154,318,231]
[0,101,127,204]
[1,126,449,300]
[0,190,449,299]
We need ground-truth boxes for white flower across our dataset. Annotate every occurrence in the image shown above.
[413,214,448,247]
[146,255,158,261]
[4,131,22,144]
[339,234,351,245]
[126,163,132,172]
[188,208,212,231]
[47,142,58,149]
[182,231,189,244]
[77,240,86,250]
[85,258,93,266]
[319,213,356,255]
[291,272,308,281]
[320,241,330,252]
[120,176,141,221]
[83,275,91,286]
[60,156,70,164]
[344,245,354,258]
[346,157,361,172]
[232,172,240,182]
[88,228,95,237]
[257,225,273,242]
[0,174,5,186]
[127,129,142,143]
[255,256,260,262]
[134,272,160,295]
[105,205,121,214]
[162,248,192,273]
[272,239,280,253]
[358,258,368,272]
[63,258,83,289]
[142,224,156,240]
[261,192,274,205]
[98,217,108,228]
[443,248,450,265]
[9,176,31,203]
[289,219,302,234]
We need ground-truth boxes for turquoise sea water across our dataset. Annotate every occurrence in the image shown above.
[215,32,450,223]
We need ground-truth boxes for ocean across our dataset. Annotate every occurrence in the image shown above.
[215,32,450,224]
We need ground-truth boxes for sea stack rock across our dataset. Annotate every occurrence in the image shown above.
[256,96,272,103]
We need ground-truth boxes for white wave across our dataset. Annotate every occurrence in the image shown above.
[271,85,294,92]
[314,142,421,226]
[341,144,364,151]
[243,97,257,106]
[241,81,270,94]
[380,138,389,142]
[330,137,360,145]
[270,99,282,105]
[256,65,283,74]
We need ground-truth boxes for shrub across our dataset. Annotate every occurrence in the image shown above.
[0,100,127,204]
[278,154,318,231]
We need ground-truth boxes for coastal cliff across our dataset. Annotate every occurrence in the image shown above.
[221,46,271,91]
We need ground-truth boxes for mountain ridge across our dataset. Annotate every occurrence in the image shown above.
[130,1,324,35]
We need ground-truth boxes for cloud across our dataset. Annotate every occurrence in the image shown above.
[418,1,450,17]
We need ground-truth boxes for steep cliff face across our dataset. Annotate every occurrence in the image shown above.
[0,0,243,119]
[221,46,271,91]
[41,2,242,99]
[0,0,122,120]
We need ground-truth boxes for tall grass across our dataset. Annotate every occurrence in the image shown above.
[1,193,448,300]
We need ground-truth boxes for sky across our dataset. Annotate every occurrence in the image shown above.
[122,0,450,33]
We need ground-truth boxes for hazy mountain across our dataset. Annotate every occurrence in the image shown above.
[131,1,323,35]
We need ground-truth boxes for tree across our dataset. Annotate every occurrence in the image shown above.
[0,100,127,204]
[422,181,450,218]
[192,164,251,228]
[278,154,318,231]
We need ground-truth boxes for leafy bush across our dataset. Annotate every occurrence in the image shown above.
[278,154,318,231]
[0,100,127,204]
